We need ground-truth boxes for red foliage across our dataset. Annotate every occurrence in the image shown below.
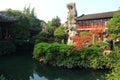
[77,25,105,38]
[89,29,102,37]
[72,35,92,50]
[72,26,106,50]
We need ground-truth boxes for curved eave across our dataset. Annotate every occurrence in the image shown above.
[0,19,19,23]
[0,13,20,24]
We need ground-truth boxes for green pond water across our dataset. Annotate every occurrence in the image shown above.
[0,54,107,80]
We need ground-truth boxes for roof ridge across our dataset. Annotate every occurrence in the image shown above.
[77,11,116,20]
[81,11,116,16]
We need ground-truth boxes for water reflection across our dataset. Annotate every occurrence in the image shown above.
[0,55,105,80]
[29,73,48,80]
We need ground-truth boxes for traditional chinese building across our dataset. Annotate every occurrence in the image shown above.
[0,11,20,40]
[76,11,116,41]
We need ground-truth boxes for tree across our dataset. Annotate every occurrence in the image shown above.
[107,10,120,39]
[33,31,49,43]
[54,26,68,43]
[22,6,42,29]
[51,16,61,28]
[46,16,61,39]
[5,7,42,41]
[47,21,54,36]
[4,9,21,17]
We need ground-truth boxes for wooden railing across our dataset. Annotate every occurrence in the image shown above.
[76,25,107,30]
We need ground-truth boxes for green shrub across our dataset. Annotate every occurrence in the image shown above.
[105,49,120,80]
[33,42,120,79]
[33,43,49,58]
[97,42,109,49]
[80,45,102,57]
[59,44,75,56]
[33,43,119,69]
[33,43,76,66]
[0,41,16,55]
[105,60,120,80]
[32,31,50,43]
[54,26,68,43]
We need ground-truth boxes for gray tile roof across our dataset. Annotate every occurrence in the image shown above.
[77,11,116,21]
[0,13,21,23]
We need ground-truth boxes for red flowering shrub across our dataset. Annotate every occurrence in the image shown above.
[72,35,92,50]
[71,27,106,50]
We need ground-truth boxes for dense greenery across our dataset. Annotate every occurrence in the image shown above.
[5,7,42,41]
[33,42,118,69]
[104,42,120,80]
[105,60,120,80]
[4,9,21,17]
[51,16,61,28]
[0,4,120,80]
[107,10,120,39]
[32,31,50,43]
[0,7,62,56]
[0,7,43,55]
[46,16,61,37]
[54,26,68,43]
[103,10,120,79]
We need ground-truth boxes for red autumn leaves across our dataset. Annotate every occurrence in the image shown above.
[71,35,92,50]
[71,27,104,50]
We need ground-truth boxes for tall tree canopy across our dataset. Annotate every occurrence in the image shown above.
[54,26,67,38]
[51,16,61,28]
[46,16,61,37]
[5,7,42,41]
[107,10,120,39]
[54,26,68,43]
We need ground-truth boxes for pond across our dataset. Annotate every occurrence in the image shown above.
[0,54,107,80]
